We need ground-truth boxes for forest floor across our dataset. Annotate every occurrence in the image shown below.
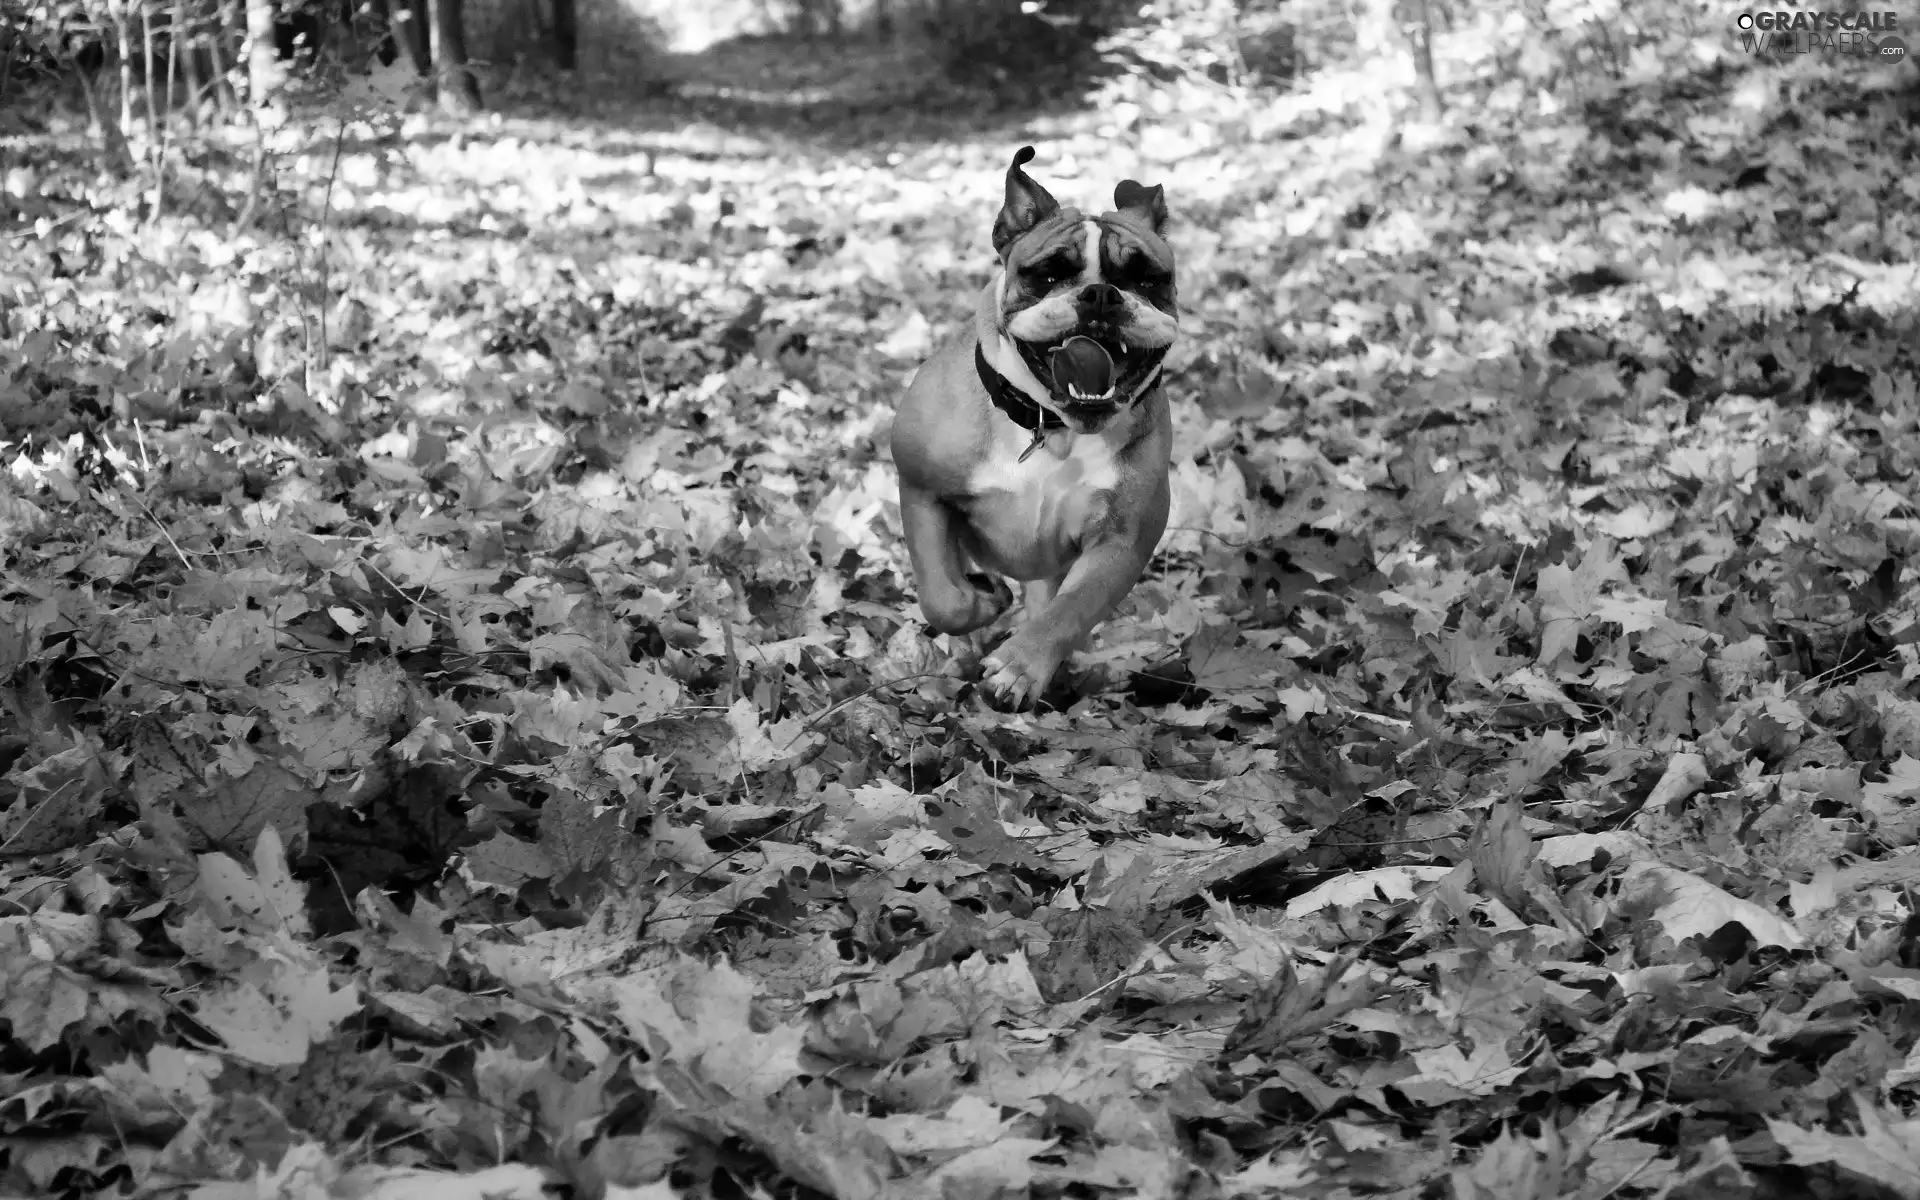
[4,16,1920,1200]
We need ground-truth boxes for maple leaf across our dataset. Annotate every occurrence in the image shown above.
[1770,1098,1920,1199]
[1432,628,1524,686]
[0,921,90,1052]
[0,739,108,854]
[529,630,628,693]
[1466,799,1538,918]
[1592,593,1666,632]
[1186,622,1287,695]
[1450,1123,1579,1199]
[464,830,558,890]
[1535,537,1626,665]
[195,827,312,937]
[600,664,684,721]
[331,1164,554,1200]
[930,1138,1057,1193]
[1404,1041,1525,1101]
[474,888,654,984]
[1285,866,1454,919]
[188,609,280,687]
[190,960,361,1067]
[380,543,500,598]
[95,1044,222,1128]
[1222,952,1382,1061]
[607,957,805,1104]
[1537,831,1650,869]
[1621,862,1803,950]
[1862,754,1920,837]
[1595,501,1675,540]
[1221,1152,1317,1192]
[725,696,823,773]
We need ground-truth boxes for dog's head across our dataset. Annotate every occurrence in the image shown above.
[990,146,1179,427]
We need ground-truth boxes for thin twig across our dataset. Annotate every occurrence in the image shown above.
[0,779,77,854]
[313,106,351,385]
[123,487,194,573]
[798,671,945,733]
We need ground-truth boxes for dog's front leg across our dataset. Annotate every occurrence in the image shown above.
[985,539,1152,707]
[900,484,1013,635]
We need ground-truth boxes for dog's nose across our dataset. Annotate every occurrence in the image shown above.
[1078,283,1125,320]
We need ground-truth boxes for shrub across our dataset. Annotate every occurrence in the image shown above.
[910,0,1114,97]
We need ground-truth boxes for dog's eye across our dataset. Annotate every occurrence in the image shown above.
[1115,256,1171,290]
[1027,257,1076,285]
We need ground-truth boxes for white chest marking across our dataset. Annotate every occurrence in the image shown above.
[967,421,1120,508]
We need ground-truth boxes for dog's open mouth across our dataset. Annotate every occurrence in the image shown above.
[1018,329,1167,410]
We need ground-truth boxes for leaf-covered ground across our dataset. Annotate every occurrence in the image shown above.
[5,25,1920,1200]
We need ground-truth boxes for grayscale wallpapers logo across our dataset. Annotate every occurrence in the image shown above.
[1734,10,1911,62]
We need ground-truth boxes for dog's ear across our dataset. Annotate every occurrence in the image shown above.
[992,146,1060,256]
[1113,180,1168,235]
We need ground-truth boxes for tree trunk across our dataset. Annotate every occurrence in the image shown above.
[1354,0,1393,63]
[113,0,134,133]
[550,0,575,70]
[143,0,165,220]
[1401,0,1444,118]
[77,66,138,176]
[208,0,239,112]
[1,22,18,98]
[173,0,197,115]
[376,0,433,77]
[245,0,285,113]
[142,1,160,137]
[427,0,479,115]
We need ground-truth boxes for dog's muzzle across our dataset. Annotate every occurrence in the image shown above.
[1015,283,1170,413]
[1018,336,1169,416]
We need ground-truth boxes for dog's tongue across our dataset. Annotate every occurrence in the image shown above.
[1050,336,1116,402]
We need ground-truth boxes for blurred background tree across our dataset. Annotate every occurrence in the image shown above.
[0,0,1877,207]
[0,0,1787,134]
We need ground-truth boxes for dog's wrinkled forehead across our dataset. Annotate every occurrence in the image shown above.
[991,145,1173,266]
[1096,212,1175,271]
[1001,208,1085,269]
[1002,213,1176,283]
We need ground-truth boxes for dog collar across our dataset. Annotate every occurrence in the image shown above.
[976,340,1167,462]
[975,342,1066,435]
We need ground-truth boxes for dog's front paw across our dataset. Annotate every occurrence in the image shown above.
[982,629,1065,709]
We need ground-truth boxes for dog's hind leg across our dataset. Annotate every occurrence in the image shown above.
[900,485,1013,635]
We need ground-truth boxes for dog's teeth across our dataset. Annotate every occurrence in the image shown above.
[1119,341,1128,354]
